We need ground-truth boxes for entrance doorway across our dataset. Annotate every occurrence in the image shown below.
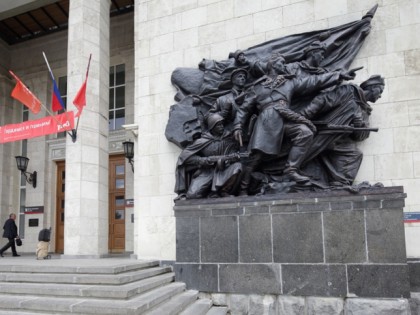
[55,155,126,253]
[55,161,65,253]
[109,154,126,252]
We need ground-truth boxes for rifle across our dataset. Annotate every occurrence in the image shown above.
[206,151,250,170]
[313,121,378,134]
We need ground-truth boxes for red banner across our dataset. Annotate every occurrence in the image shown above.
[0,111,74,143]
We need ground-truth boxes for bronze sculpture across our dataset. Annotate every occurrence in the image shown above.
[167,5,382,199]
[232,54,357,195]
[175,113,243,199]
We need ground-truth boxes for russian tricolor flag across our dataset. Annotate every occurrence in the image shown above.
[51,77,65,112]
[43,52,65,112]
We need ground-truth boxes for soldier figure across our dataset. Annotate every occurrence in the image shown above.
[299,75,385,186]
[233,54,356,195]
[175,113,243,199]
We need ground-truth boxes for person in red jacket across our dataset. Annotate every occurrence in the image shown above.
[0,213,20,257]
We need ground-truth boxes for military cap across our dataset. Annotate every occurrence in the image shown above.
[229,49,245,60]
[230,68,248,81]
[360,75,385,89]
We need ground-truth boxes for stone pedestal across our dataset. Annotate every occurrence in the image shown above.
[174,186,410,298]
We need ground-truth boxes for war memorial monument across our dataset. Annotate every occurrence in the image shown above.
[165,5,413,314]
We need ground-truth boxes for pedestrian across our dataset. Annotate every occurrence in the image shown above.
[0,213,20,257]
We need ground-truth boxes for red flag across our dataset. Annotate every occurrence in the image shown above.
[73,54,91,117]
[73,79,86,117]
[9,71,41,114]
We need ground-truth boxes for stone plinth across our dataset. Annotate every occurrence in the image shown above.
[174,186,410,298]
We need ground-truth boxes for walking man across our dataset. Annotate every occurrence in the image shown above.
[0,213,20,257]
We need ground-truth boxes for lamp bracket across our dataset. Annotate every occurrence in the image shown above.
[22,171,37,188]
[128,159,134,172]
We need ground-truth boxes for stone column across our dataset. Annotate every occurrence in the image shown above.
[64,0,110,257]
[0,75,19,225]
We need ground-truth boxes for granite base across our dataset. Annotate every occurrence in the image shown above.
[174,186,410,298]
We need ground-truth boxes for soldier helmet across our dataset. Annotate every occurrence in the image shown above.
[360,75,385,89]
[206,113,224,130]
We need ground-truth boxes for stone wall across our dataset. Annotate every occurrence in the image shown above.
[174,187,410,299]
[197,293,412,315]
[133,0,420,261]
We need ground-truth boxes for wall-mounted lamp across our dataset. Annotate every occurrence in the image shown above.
[15,156,37,188]
[122,140,134,173]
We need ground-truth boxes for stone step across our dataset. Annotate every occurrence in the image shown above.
[0,265,172,285]
[0,260,159,274]
[206,307,229,315]
[0,282,187,314]
[0,272,175,299]
[0,311,56,315]
[144,290,199,315]
[178,298,212,315]
[0,260,217,315]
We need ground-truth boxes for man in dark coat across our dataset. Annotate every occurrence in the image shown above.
[233,54,356,195]
[175,113,243,199]
[0,213,20,257]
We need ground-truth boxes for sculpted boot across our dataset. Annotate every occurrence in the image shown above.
[237,151,262,196]
[284,146,311,183]
[238,165,253,196]
[283,168,310,183]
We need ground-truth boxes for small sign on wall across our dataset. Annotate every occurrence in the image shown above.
[404,212,420,223]
[28,219,39,227]
[125,199,134,208]
[25,206,44,214]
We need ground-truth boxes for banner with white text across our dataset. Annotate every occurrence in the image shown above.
[0,111,74,143]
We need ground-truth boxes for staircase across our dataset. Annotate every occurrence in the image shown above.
[0,259,228,315]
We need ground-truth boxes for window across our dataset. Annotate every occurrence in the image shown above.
[109,64,125,130]
[52,65,126,132]
[57,76,67,138]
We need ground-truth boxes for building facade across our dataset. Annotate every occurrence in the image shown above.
[0,0,419,260]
